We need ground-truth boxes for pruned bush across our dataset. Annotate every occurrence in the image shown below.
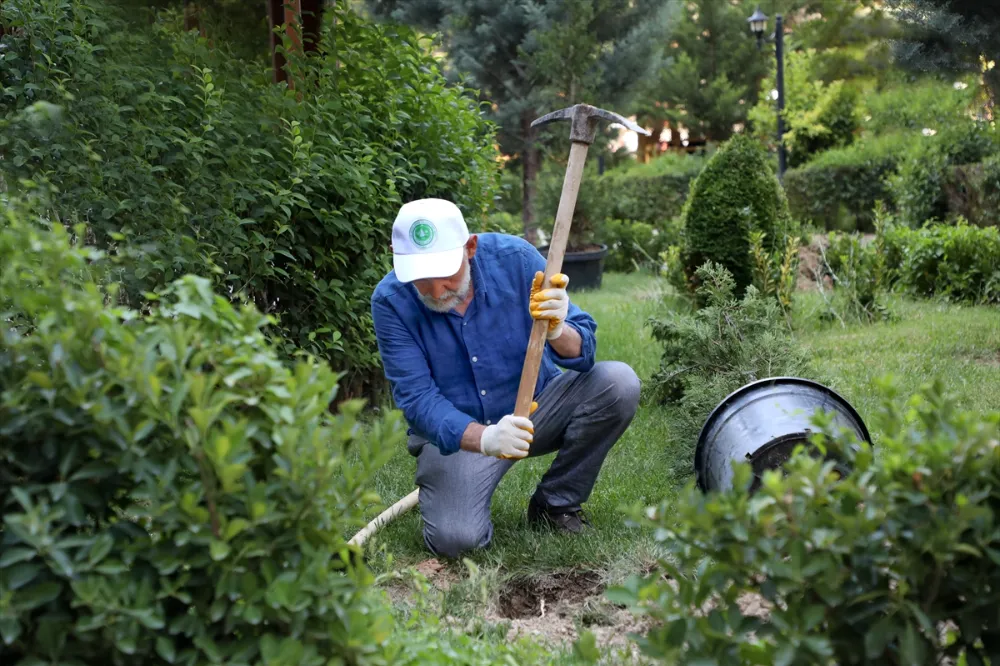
[821,216,1000,306]
[614,378,1000,666]
[0,0,498,399]
[0,206,409,664]
[884,220,1000,305]
[680,134,795,296]
[891,122,1000,227]
[783,133,910,232]
[645,263,811,475]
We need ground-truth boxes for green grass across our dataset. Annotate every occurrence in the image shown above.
[363,274,1000,585]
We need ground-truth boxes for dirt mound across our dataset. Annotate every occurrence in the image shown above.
[497,571,603,619]
[797,234,830,292]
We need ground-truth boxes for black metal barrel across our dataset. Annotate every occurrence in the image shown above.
[694,377,872,493]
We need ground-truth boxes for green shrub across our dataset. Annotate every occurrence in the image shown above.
[783,133,910,232]
[645,263,811,475]
[600,153,705,226]
[891,122,1000,226]
[862,76,980,137]
[613,379,1000,665]
[0,0,498,398]
[818,229,893,325]
[600,217,681,273]
[884,220,1000,305]
[748,49,861,168]
[680,134,794,295]
[944,154,1000,228]
[0,206,406,664]
[536,154,702,256]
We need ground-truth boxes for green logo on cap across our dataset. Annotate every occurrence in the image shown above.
[410,219,436,248]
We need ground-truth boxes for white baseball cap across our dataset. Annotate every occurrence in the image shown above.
[391,198,470,283]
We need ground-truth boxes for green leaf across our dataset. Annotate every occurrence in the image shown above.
[4,563,42,590]
[156,636,177,663]
[0,547,36,568]
[15,581,62,610]
[573,630,600,663]
[900,622,926,665]
[88,533,114,566]
[0,618,22,646]
[865,616,896,659]
[210,540,231,561]
[774,643,796,666]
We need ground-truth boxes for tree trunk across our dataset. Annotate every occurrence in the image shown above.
[521,111,540,245]
[267,0,289,85]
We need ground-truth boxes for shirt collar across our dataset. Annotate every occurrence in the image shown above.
[470,252,491,307]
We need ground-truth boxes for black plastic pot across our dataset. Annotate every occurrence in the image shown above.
[538,244,609,292]
[694,377,872,493]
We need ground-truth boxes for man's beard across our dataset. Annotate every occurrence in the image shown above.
[418,258,472,313]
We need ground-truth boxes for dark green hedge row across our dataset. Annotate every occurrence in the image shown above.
[783,133,909,233]
[0,0,498,399]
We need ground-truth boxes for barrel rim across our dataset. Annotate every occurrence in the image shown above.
[694,376,873,492]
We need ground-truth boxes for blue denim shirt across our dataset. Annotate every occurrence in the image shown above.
[371,233,597,455]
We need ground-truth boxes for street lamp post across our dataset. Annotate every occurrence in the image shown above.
[747,6,787,180]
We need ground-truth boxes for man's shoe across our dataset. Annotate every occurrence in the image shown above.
[527,495,591,534]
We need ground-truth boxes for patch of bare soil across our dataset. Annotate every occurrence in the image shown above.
[487,572,652,654]
[797,234,831,292]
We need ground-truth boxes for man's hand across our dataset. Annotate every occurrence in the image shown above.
[481,414,534,459]
[530,271,570,340]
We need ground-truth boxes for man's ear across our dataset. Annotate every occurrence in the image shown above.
[466,234,478,259]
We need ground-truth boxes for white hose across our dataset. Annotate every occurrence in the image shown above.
[348,488,419,547]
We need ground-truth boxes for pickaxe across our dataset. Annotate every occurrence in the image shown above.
[348,104,650,548]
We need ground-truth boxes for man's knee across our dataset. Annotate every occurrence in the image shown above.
[593,361,641,416]
[424,522,492,559]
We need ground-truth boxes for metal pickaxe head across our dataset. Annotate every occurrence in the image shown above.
[531,103,651,145]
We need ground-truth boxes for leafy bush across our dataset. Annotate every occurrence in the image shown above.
[748,49,861,168]
[0,206,407,664]
[600,217,681,273]
[536,153,702,257]
[680,134,795,295]
[944,154,1000,228]
[645,263,811,474]
[783,133,910,232]
[818,230,893,325]
[883,220,1000,305]
[614,379,1000,666]
[0,0,498,398]
[891,122,1000,226]
[862,75,980,137]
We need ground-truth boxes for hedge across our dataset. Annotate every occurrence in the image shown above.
[0,0,498,400]
[616,379,1000,665]
[824,220,1000,305]
[783,133,910,233]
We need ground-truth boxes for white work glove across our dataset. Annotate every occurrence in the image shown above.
[530,271,570,340]
[481,414,534,460]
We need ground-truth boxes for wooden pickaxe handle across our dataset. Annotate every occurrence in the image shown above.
[513,140,590,419]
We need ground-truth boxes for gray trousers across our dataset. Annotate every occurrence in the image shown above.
[406,360,641,558]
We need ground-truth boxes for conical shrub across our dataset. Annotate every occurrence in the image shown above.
[681,133,794,296]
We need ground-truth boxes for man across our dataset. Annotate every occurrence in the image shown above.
[370,198,640,559]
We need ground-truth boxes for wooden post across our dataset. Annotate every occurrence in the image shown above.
[267,0,289,85]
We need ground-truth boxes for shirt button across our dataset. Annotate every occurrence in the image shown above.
[472,356,478,363]
[486,420,492,425]
[481,390,487,396]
